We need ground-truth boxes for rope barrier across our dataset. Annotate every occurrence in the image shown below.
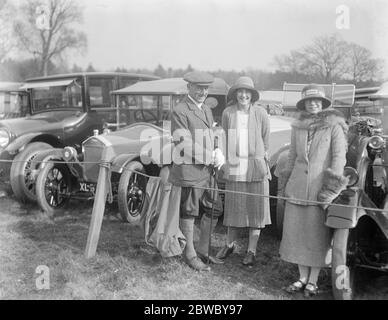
[1,157,388,214]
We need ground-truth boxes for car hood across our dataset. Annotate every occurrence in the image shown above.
[0,110,84,137]
[83,117,294,163]
[83,122,170,162]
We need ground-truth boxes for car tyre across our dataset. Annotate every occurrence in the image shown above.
[269,166,285,238]
[36,160,72,216]
[276,198,285,239]
[118,161,147,224]
[331,228,358,300]
[10,142,52,202]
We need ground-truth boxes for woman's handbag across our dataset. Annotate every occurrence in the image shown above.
[325,188,359,229]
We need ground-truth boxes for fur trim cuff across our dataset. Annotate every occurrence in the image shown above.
[317,168,349,209]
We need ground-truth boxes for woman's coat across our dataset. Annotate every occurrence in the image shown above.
[221,103,270,182]
[282,109,348,206]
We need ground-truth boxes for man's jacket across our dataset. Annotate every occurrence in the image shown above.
[168,96,216,187]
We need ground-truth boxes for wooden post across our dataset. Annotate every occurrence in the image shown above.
[84,162,109,259]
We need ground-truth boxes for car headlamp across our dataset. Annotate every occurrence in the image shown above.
[343,166,359,187]
[62,146,77,161]
[368,135,385,150]
[0,128,10,149]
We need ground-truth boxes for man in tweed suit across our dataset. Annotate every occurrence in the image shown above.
[168,71,225,271]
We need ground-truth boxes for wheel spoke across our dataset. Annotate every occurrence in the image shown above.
[42,165,69,208]
[53,168,58,180]
[49,195,55,206]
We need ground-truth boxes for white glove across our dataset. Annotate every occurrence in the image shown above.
[212,148,225,169]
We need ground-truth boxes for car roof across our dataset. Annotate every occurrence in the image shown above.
[111,77,230,96]
[25,72,160,82]
[0,82,25,92]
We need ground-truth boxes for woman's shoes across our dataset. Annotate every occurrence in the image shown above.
[242,251,256,267]
[304,283,319,298]
[216,243,235,260]
[284,280,307,293]
[284,280,319,297]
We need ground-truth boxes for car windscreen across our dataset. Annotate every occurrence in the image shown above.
[0,92,29,119]
[31,80,82,113]
[117,94,172,126]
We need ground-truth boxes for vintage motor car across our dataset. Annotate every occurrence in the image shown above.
[34,77,293,224]
[0,72,159,202]
[327,82,388,300]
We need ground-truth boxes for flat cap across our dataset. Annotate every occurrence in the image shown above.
[183,71,214,86]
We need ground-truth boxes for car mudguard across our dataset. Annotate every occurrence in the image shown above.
[33,148,63,169]
[269,144,289,171]
[5,132,46,154]
[326,188,388,240]
[359,192,388,239]
[37,149,66,169]
[111,153,140,173]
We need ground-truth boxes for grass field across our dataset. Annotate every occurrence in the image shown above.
[0,186,387,300]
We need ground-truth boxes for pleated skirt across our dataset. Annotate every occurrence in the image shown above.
[223,180,271,228]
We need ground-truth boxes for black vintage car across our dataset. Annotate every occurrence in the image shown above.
[0,72,159,202]
[33,77,230,222]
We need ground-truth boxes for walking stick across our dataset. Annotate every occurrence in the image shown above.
[207,136,219,264]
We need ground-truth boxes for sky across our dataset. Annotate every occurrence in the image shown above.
[17,0,388,76]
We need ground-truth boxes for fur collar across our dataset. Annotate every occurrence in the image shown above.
[292,108,348,134]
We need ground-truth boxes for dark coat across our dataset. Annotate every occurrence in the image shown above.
[168,96,216,187]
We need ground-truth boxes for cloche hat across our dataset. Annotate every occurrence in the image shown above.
[296,84,332,110]
[227,76,260,103]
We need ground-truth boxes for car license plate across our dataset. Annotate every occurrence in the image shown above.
[79,182,96,194]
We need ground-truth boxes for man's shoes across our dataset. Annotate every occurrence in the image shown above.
[184,256,211,271]
[216,243,235,260]
[197,252,224,264]
[242,251,255,267]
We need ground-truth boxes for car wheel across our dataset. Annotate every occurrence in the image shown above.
[331,228,358,300]
[10,142,52,202]
[269,166,285,238]
[118,161,147,224]
[36,160,72,215]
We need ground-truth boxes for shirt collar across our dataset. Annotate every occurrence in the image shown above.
[188,94,203,110]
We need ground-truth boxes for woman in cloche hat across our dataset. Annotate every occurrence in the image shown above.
[278,84,349,297]
[216,76,271,267]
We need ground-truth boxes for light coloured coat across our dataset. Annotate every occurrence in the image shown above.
[282,109,348,206]
[221,103,270,182]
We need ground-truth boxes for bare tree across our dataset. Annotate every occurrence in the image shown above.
[275,34,348,83]
[13,0,87,76]
[345,43,383,83]
[0,0,16,63]
[274,34,383,85]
